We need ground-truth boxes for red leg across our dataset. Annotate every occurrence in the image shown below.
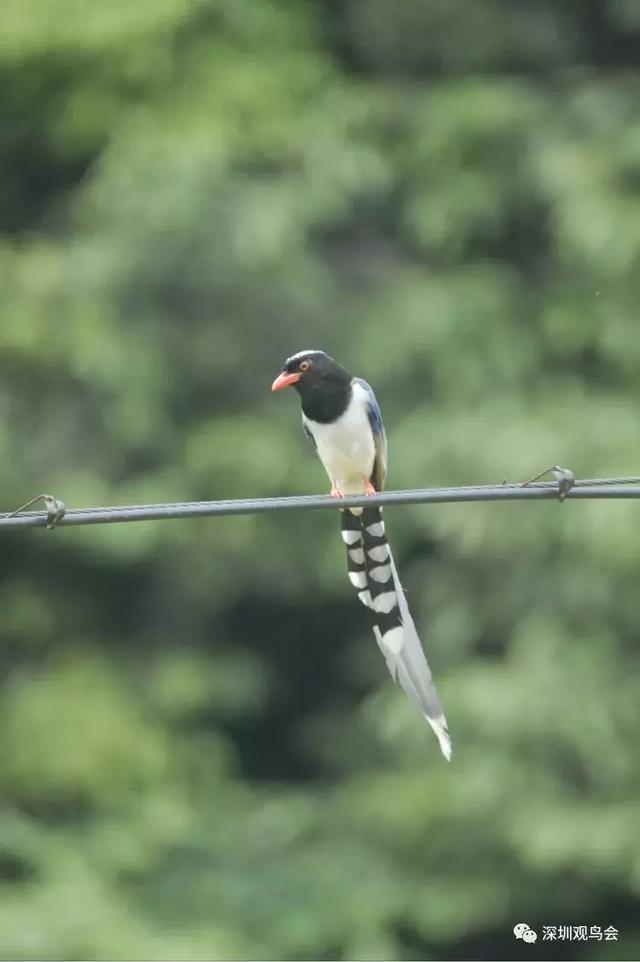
[364,478,376,496]
[330,480,346,498]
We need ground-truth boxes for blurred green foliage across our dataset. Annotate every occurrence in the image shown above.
[1,0,640,959]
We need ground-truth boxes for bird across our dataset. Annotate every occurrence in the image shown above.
[271,350,451,759]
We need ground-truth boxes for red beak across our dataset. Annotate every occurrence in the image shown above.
[271,371,301,392]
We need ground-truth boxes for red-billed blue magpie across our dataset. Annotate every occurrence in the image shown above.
[272,350,451,759]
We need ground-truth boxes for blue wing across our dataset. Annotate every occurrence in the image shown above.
[354,377,387,490]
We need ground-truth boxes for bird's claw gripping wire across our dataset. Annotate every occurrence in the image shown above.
[5,493,67,529]
[521,465,576,502]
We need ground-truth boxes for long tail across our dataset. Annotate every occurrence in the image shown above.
[340,507,452,760]
[340,509,372,609]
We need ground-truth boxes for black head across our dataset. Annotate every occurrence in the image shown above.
[271,350,352,422]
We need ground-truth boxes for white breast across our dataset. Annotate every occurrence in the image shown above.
[304,382,375,494]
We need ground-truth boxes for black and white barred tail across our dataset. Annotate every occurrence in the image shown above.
[340,507,452,760]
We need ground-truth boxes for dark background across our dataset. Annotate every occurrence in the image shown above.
[1,0,639,959]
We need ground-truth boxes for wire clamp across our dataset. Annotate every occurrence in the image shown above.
[521,465,575,502]
[5,493,67,529]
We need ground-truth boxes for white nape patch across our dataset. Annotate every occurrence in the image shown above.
[341,529,360,545]
[367,545,389,563]
[365,521,385,538]
[380,626,404,654]
[358,590,373,608]
[368,563,391,584]
[348,547,365,565]
[348,571,367,590]
[286,349,323,363]
[373,591,397,614]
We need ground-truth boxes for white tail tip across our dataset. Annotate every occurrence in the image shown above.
[428,715,452,761]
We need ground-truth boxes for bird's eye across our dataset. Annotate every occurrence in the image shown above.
[299,359,311,372]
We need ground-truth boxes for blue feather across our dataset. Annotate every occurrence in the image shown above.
[353,377,384,436]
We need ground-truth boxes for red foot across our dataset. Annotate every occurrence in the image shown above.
[364,479,376,496]
[330,481,346,498]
